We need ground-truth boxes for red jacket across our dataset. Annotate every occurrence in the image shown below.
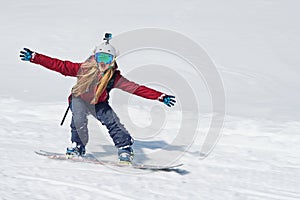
[31,53,164,104]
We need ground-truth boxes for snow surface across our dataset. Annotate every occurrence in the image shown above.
[1,0,300,199]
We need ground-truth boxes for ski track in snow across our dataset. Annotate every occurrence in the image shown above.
[15,175,136,200]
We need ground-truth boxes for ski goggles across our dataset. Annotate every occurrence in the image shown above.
[95,52,114,64]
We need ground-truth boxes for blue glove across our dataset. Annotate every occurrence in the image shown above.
[160,95,176,107]
[20,48,33,61]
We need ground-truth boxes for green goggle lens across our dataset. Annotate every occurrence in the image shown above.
[95,52,113,64]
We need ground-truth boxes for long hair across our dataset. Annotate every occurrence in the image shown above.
[71,55,116,104]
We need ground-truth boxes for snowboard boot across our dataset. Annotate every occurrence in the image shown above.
[118,146,134,164]
[66,144,86,158]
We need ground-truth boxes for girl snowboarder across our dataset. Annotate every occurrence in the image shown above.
[19,33,176,163]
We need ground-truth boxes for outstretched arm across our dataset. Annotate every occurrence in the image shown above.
[114,71,176,107]
[20,48,81,77]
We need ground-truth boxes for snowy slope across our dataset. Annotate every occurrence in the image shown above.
[1,0,300,200]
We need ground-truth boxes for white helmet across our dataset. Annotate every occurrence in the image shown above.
[94,33,117,57]
[94,42,117,57]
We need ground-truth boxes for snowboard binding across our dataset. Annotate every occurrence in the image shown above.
[118,146,134,164]
[66,145,86,158]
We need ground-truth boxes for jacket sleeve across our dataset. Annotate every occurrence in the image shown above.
[31,53,81,77]
[113,70,164,100]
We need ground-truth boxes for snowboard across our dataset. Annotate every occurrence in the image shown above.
[35,150,184,171]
